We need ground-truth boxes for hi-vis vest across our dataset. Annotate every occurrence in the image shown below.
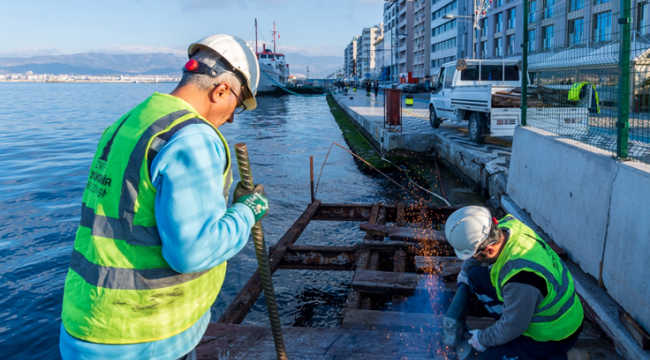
[568,81,600,113]
[491,215,584,342]
[61,93,233,344]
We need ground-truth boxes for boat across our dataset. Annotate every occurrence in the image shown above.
[255,20,290,95]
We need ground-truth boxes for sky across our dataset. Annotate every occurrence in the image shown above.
[0,0,384,58]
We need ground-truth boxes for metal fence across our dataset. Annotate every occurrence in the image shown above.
[521,0,650,164]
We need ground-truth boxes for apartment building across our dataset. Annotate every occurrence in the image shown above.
[356,25,383,79]
[430,0,461,79]
[384,0,399,82]
[458,0,522,60]
[344,36,359,78]
[412,0,432,82]
[397,0,414,83]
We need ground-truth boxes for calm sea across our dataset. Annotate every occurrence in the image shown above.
[0,83,404,359]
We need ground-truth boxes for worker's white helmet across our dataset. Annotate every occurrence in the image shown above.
[188,34,260,110]
[445,206,497,260]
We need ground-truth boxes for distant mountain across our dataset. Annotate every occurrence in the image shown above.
[0,53,184,75]
[0,52,344,78]
[283,53,343,78]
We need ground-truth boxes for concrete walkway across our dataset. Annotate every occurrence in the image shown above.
[331,91,512,199]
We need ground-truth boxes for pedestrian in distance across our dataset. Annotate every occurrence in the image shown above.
[59,34,268,360]
[374,80,379,98]
[446,206,584,360]
[365,80,371,97]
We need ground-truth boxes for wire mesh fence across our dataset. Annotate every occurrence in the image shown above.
[522,0,650,164]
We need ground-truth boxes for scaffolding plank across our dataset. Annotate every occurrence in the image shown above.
[415,256,463,277]
[278,246,355,271]
[218,200,321,325]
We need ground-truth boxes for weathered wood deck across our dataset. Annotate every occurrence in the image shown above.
[197,201,620,359]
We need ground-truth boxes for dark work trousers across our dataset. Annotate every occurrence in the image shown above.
[176,348,196,360]
[468,266,581,360]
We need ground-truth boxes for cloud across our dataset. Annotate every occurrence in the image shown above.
[279,44,343,57]
[0,47,65,58]
[89,45,186,57]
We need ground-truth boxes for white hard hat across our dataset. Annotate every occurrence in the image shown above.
[188,34,260,110]
[444,206,495,260]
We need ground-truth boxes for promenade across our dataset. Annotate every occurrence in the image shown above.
[331,91,513,199]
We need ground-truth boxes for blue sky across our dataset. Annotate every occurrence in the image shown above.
[1,0,384,58]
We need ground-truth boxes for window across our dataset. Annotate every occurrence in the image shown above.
[432,1,457,20]
[569,0,583,11]
[594,11,612,42]
[595,0,611,4]
[639,2,649,34]
[432,19,457,37]
[444,66,455,88]
[504,66,519,81]
[461,65,479,80]
[543,25,554,49]
[529,0,537,23]
[481,65,503,80]
[497,0,503,6]
[495,37,503,56]
[568,18,583,45]
[432,37,457,52]
[481,18,488,37]
[544,0,555,19]
[260,54,267,59]
[528,29,536,51]
[495,13,503,33]
[481,41,488,58]
[507,34,516,55]
[508,8,516,29]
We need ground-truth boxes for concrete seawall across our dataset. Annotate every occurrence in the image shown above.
[508,126,650,357]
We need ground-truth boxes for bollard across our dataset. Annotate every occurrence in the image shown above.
[405,94,414,106]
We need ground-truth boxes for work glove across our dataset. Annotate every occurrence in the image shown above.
[457,270,469,287]
[468,330,487,352]
[233,182,268,223]
[232,182,266,204]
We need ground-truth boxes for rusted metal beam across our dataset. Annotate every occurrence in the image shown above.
[396,203,405,227]
[218,200,321,325]
[278,246,355,271]
[415,256,462,278]
[352,270,456,296]
[360,223,447,243]
[312,204,373,221]
[312,203,459,224]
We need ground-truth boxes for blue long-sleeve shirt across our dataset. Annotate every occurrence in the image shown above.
[60,103,254,360]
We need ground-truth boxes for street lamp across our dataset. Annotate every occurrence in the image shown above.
[392,28,408,83]
[443,14,477,59]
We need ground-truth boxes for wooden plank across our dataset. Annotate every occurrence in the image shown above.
[218,200,321,324]
[361,251,381,309]
[352,270,456,295]
[415,256,462,278]
[392,250,407,308]
[620,310,650,350]
[197,323,441,359]
[278,245,355,270]
[396,203,405,226]
[360,223,447,243]
[362,203,381,242]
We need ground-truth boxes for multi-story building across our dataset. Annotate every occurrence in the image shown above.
[356,25,383,79]
[344,36,359,79]
[383,0,399,82]
[412,0,431,83]
[430,0,461,78]
[397,0,414,83]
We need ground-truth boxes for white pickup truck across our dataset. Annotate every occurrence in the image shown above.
[429,59,590,144]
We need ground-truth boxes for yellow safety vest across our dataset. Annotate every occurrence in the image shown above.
[61,93,233,344]
[569,82,600,113]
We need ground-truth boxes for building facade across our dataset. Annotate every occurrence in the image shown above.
[397,0,415,83]
[384,0,399,82]
[412,0,432,82]
[430,0,461,79]
[344,36,359,79]
[356,25,383,79]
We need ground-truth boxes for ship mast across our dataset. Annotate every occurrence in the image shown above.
[271,21,278,53]
[255,18,258,55]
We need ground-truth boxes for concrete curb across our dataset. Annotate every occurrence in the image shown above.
[501,195,650,360]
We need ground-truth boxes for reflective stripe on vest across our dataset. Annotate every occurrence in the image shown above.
[62,94,233,344]
[491,216,583,342]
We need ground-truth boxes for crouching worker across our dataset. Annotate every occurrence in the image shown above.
[59,34,267,360]
[445,206,584,360]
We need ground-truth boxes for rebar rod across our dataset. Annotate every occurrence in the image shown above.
[234,143,287,360]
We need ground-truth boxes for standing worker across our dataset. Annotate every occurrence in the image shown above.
[374,80,379,98]
[446,206,583,360]
[59,34,268,360]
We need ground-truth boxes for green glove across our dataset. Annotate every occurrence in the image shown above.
[236,192,269,223]
[232,182,266,204]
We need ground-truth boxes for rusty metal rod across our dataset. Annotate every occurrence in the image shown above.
[310,156,315,203]
[234,143,287,360]
[434,158,449,203]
